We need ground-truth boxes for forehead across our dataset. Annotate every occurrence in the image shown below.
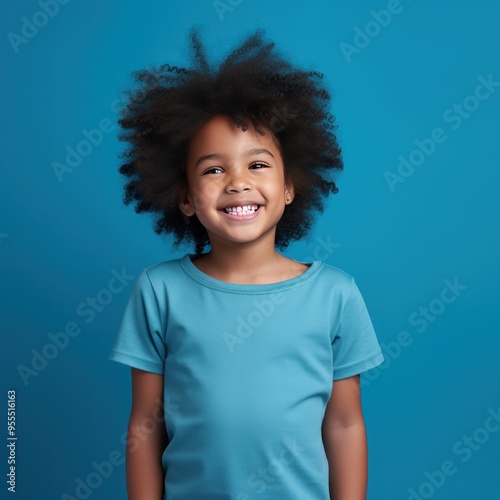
[186,115,282,162]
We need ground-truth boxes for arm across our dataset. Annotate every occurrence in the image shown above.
[322,375,367,500]
[126,367,169,500]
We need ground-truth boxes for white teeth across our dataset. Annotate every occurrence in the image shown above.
[224,204,259,215]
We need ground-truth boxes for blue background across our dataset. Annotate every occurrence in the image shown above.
[1,1,499,499]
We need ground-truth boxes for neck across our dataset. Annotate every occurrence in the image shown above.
[197,233,284,280]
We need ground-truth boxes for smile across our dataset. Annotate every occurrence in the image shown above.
[220,204,261,219]
[223,204,259,215]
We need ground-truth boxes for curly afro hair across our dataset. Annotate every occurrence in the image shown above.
[117,27,343,255]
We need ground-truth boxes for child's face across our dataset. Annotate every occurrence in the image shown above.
[180,115,294,249]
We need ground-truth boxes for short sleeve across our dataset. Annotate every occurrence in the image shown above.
[108,269,166,374]
[331,278,384,380]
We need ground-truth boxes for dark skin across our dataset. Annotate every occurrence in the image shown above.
[323,375,368,499]
[126,369,168,500]
[126,116,369,498]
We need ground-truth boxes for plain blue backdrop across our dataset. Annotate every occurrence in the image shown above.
[1,1,499,499]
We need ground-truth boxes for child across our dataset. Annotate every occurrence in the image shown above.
[109,27,384,500]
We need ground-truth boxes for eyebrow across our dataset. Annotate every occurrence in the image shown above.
[194,148,275,169]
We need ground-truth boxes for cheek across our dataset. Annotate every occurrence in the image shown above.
[262,177,287,199]
[190,181,220,211]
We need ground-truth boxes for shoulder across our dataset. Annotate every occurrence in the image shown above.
[313,261,355,289]
[145,255,184,275]
[136,254,189,289]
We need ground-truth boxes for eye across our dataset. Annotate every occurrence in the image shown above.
[249,162,269,169]
[202,167,223,175]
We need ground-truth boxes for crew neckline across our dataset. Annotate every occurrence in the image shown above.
[180,253,322,293]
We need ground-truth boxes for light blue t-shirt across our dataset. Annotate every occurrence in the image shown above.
[109,254,384,499]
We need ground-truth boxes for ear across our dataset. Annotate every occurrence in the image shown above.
[284,181,295,205]
[178,187,195,217]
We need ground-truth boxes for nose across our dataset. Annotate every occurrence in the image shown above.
[225,168,253,193]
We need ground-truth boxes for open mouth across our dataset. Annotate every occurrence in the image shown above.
[221,204,261,216]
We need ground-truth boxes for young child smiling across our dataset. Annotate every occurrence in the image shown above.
[109,27,384,499]
[179,114,303,284]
